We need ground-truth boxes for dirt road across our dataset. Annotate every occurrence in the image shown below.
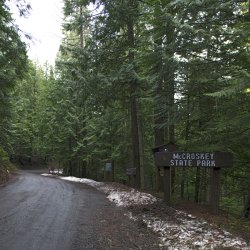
[0,171,160,250]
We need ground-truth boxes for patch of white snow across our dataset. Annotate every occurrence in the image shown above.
[141,213,249,249]
[41,173,53,177]
[105,189,157,207]
[60,176,82,182]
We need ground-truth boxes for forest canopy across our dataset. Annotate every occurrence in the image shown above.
[1,0,249,217]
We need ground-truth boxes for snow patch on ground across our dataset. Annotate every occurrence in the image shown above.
[105,189,157,207]
[60,176,82,182]
[142,214,249,249]
[80,178,102,187]
[41,173,53,177]
[126,210,249,249]
[57,176,157,206]
[59,176,102,188]
[41,174,249,249]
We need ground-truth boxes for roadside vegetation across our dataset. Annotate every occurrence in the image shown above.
[0,0,28,184]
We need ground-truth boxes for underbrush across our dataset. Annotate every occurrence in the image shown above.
[0,146,16,185]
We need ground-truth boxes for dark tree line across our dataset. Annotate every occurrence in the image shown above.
[0,0,28,181]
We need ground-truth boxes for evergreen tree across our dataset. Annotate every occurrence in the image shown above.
[0,0,27,167]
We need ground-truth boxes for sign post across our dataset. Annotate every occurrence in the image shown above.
[163,166,171,202]
[104,162,114,182]
[210,167,221,214]
[154,149,233,213]
[153,142,177,202]
[126,167,136,187]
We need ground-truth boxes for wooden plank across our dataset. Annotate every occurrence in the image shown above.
[163,167,171,203]
[210,168,221,214]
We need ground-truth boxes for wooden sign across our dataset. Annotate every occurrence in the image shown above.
[153,143,233,214]
[155,151,233,168]
[126,168,136,176]
[104,161,114,182]
[104,162,112,172]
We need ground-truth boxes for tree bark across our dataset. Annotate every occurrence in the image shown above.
[130,92,141,187]
[165,16,176,194]
[138,116,145,188]
[195,166,201,203]
[154,71,165,192]
[153,13,165,191]
[181,87,191,198]
[127,0,141,188]
[195,88,202,203]
[243,194,250,218]
[79,5,84,48]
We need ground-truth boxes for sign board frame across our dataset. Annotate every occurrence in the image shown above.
[153,144,233,214]
[155,151,233,168]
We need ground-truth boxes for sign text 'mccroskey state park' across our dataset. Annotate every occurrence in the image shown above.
[155,152,233,168]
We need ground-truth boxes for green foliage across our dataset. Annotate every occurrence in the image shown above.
[10,62,46,157]
[50,0,250,203]
[0,145,14,173]
[0,146,9,162]
[0,0,28,160]
[4,0,250,217]
[220,197,244,216]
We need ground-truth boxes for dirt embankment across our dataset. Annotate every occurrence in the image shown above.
[0,167,9,186]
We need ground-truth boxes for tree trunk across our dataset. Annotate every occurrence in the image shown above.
[153,22,165,192]
[68,137,73,176]
[194,87,203,203]
[79,5,84,48]
[138,116,145,188]
[168,64,175,195]
[127,0,141,188]
[243,194,250,218]
[181,87,191,198]
[195,166,201,203]
[130,92,141,187]
[165,19,176,194]
[154,76,165,192]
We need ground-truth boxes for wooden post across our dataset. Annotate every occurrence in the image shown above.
[131,175,136,187]
[104,171,107,181]
[127,168,136,187]
[210,167,221,214]
[104,162,113,182]
[128,176,134,187]
[128,175,131,186]
[111,160,114,182]
[163,166,171,203]
[156,167,160,191]
[155,150,232,210]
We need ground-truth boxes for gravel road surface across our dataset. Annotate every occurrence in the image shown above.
[0,171,160,250]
